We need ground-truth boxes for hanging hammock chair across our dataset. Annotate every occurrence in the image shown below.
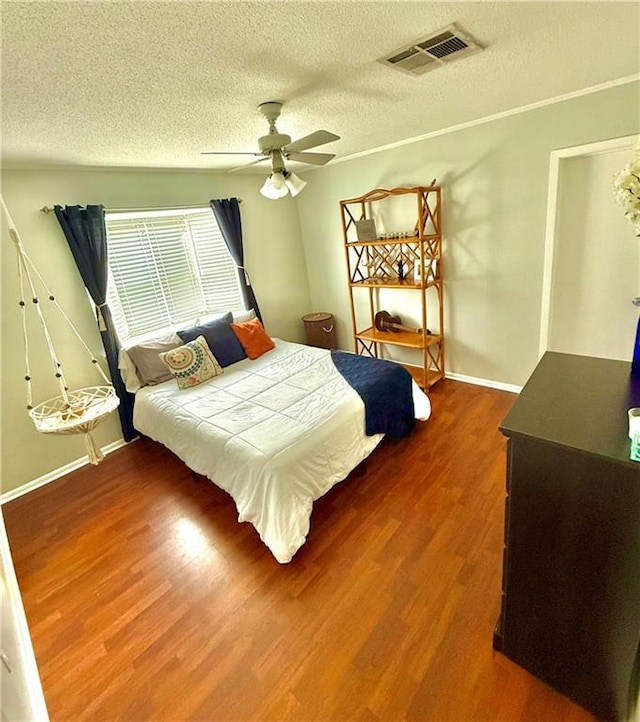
[2,198,119,464]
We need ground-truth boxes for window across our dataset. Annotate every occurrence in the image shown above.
[105,207,244,343]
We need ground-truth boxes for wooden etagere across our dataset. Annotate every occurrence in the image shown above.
[340,185,444,389]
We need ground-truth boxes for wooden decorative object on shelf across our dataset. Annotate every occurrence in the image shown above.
[339,185,445,389]
[374,310,423,335]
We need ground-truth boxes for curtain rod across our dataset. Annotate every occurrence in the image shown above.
[39,199,242,214]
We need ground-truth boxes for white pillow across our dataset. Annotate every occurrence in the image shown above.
[233,308,256,324]
[118,348,142,394]
[197,308,256,325]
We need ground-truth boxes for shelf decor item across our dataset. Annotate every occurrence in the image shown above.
[339,184,444,389]
[355,218,378,242]
[374,310,422,334]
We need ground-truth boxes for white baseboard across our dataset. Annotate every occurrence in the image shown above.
[0,438,134,505]
[445,371,522,394]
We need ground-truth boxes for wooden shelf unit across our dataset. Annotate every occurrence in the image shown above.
[340,185,445,389]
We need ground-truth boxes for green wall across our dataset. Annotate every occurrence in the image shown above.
[1,169,310,494]
[296,81,640,386]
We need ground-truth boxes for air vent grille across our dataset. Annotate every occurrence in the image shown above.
[379,23,483,76]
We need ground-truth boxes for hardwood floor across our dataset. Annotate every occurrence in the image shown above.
[3,379,597,722]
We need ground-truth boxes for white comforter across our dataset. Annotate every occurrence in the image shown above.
[133,340,431,563]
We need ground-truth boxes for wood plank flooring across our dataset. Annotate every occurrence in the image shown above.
[3,379,597,722]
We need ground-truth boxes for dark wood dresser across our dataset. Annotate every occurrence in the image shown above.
[495,352,640,721]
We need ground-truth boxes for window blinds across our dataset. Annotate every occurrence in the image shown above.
[105,207,244,342]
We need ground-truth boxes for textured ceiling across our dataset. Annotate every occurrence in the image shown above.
[1,1,639,172]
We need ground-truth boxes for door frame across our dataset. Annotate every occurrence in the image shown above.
[538,134,638,357]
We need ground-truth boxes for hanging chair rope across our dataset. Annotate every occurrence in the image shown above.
[14,237,70,403]
[16,251,33,409]
[19,243,112,386]
[2,196,119,465]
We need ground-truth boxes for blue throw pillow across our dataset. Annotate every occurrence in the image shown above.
[177,312,246,367]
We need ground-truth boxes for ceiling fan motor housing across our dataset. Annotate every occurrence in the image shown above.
[258,132,292,153]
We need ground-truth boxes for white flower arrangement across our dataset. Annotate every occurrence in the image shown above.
[613,141,640,236]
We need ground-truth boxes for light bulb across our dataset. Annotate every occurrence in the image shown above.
[260,173,289,199]
[271,172,286,191]
[260,176,277,199]
[284,171,307,197]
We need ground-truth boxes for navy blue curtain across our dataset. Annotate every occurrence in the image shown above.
[54,205,137,442]
[210,198,262,321]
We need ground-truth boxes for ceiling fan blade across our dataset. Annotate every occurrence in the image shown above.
[283,130,340,154]
[228,156,271,173]
[286,151,336,166]
[200,151,264,156]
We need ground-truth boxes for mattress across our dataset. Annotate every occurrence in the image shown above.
[133,339,431,563]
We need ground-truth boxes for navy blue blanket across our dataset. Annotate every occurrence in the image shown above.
[331,350,415,438]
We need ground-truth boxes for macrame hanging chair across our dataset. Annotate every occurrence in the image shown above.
[2,198,119,464]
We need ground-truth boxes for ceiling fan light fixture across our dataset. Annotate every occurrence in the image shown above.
[260,172,289,199]
[203,102,339,178]
[284,171,307,197]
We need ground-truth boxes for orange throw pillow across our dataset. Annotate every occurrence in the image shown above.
[230,317,275,360]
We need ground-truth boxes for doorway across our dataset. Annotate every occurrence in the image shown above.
[539,136,639,360]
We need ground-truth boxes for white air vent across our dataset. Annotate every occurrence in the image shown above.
[379,24,483,76]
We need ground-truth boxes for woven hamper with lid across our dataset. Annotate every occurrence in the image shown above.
[302,312,337,350]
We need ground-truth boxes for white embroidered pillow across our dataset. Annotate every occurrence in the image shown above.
[159,335,223,389]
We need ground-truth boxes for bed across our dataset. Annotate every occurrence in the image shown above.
[132,339,431,563]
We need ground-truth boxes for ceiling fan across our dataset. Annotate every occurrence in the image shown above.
[201,101,340,198]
